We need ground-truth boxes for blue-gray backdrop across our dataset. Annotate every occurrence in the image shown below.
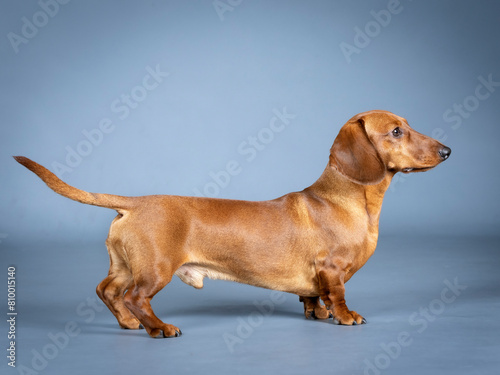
[2,0,500,243]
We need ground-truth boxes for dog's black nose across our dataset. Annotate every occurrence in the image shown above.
[439,146,451,160]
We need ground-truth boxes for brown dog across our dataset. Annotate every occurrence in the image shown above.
[15,110,451,338]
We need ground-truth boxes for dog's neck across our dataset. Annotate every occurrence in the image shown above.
[305,164,394,226]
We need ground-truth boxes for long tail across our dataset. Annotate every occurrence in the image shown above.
[14,156,135,211]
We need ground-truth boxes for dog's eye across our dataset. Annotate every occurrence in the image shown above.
[392,127,403,138]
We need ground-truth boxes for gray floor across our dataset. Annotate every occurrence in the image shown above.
[3,235,499,375]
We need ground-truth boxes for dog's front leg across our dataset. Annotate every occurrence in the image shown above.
[299,296,332,320]
[317,262,366,325]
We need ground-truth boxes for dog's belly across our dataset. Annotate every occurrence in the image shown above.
[174,262,319,297]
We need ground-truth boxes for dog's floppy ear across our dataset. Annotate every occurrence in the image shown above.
[329,118,386,185]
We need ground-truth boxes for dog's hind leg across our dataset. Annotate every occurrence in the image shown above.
[123,263,182,338]
[96,241,142,329]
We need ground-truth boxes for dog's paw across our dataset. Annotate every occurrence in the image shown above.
[305,305,332,320]
[331,308,366,325]
[148,324,183,338]
[305,309,315,320]
[119,318,143,330]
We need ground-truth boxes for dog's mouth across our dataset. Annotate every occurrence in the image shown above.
[402,166,435,173]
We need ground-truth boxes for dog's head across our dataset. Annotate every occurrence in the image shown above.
[329,110,451,185]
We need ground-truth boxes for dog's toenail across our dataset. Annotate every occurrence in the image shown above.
[362,318,367,324]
